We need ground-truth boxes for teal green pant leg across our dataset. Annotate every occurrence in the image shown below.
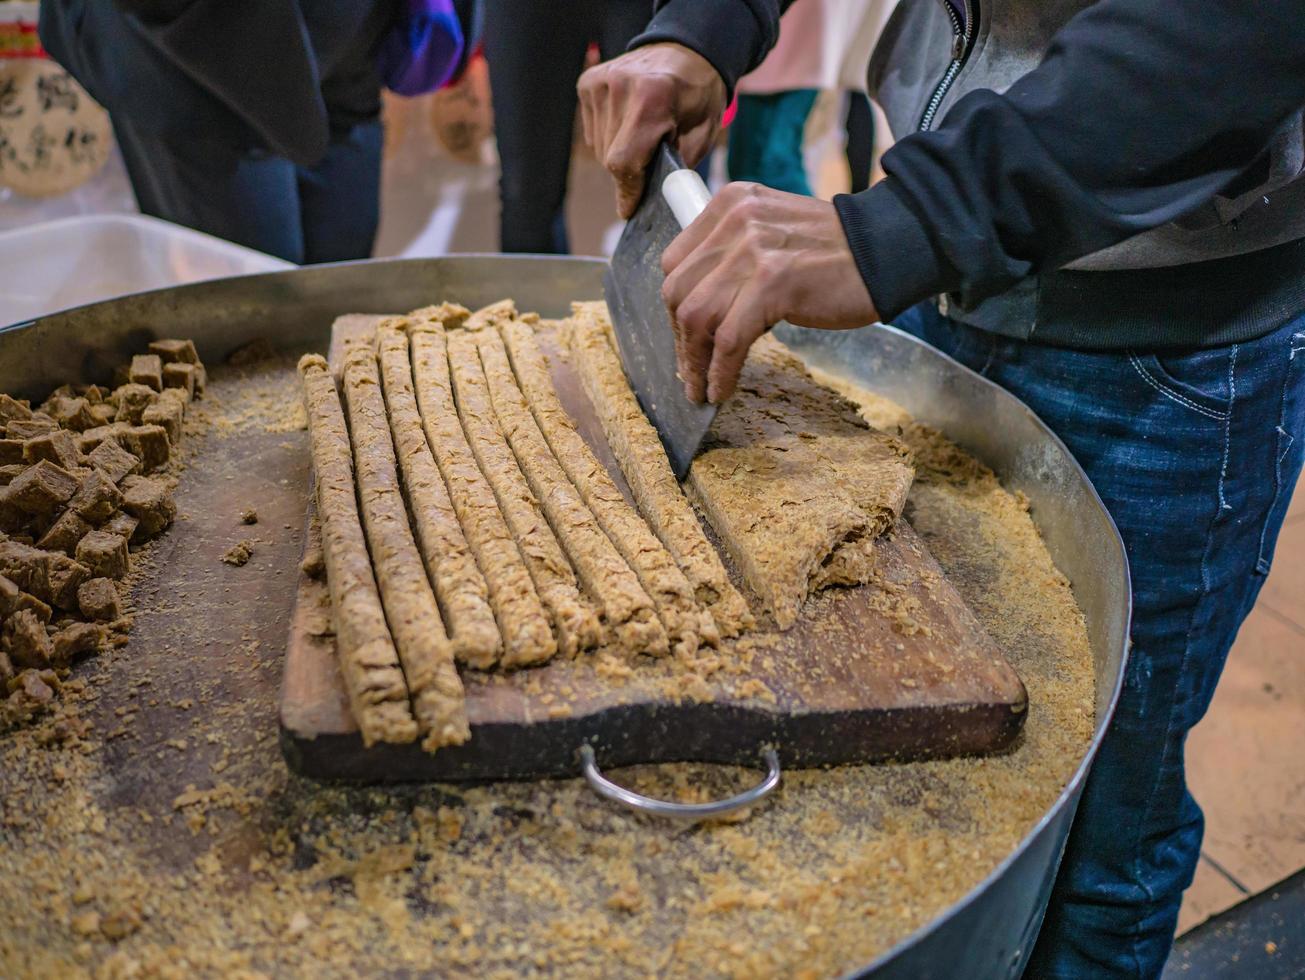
[727,89,819,196]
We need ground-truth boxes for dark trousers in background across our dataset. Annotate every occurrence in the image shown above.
[113,116,383,265]
[893,301,1305,979]
[484,0,649,254]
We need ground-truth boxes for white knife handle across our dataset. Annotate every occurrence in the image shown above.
[661,168,711,230]
[661,167,793,336]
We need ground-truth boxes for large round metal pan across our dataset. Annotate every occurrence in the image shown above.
[3,255,1130,979]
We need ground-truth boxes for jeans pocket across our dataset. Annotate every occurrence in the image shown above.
[1256,330,1305,573]
[1128,350,1233,422]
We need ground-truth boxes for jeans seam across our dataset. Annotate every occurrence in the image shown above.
[1216,345,1239,515]
[1275,428,1295,478]
[1257,424,1293,574]
[1127,352,1230,422]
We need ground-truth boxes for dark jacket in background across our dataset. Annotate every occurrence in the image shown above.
[635,0,1305,349]
[39,0,394,166]
[39,0,397,263]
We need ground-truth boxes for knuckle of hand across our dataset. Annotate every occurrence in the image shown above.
[715,332,743,359]
[678,300,711,334]
[607,72,631,100]
[631,74,664,99]
[739,195,770,224]
[759,257,788,293]
[743,226,768,260]
[718,182,745,205]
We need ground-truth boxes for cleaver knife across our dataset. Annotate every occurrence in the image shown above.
[603,141,715,481]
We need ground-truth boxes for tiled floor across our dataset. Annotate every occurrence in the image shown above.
[1179,488,1305,934]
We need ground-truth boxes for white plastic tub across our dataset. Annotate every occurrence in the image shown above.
[0,214,293,327]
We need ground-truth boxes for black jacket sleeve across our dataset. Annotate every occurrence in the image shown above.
[835,0,1305,320]
[632,0,1305,321]
[628,0,791,98]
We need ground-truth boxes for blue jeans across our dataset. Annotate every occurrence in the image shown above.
[112,116,383,265]
[892,302,1305,978]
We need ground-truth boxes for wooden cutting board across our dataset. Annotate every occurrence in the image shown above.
[279,316,1027,781]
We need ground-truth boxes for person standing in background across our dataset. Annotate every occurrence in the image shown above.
[483,0,649,254]
[579,2,1305,975]
[38,0,468,264]
[726,3,821,196]
[726,0,896,197]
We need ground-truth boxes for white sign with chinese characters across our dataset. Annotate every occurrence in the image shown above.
[0,59,111,198]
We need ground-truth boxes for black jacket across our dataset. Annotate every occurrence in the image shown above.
[39,0,393,167]
[635,0,1305,349]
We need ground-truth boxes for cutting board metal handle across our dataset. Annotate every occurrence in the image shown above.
[578,743,781,821]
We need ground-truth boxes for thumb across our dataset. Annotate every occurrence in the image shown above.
[615,178,644,220]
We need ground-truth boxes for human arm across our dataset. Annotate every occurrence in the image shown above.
[579,0,792,216]
[841,0,1305,321]
[667,0,1305,401]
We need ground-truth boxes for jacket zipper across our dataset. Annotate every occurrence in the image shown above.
[919,0,975,131]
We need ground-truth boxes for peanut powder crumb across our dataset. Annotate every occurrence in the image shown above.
[221,540,255,566]
[0,354,1096,979]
